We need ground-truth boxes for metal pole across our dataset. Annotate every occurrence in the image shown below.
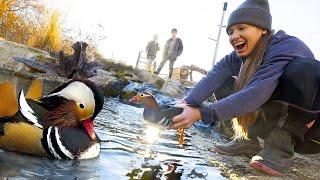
[212,2,228,66]
[135,51,142,69]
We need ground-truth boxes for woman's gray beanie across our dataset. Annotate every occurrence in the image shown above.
[227,0,272,32]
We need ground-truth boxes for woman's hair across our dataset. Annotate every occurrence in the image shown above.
[232,30,275,140]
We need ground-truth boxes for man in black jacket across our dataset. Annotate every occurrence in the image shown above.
[154,28,183,78]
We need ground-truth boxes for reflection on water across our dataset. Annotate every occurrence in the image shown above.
[143,126,161,144]
[0,73,225,179]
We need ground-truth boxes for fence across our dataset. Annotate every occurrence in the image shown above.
[135,51,156,72]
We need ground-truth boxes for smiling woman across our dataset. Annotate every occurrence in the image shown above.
[227,24,267,58]
[169,0,320,177]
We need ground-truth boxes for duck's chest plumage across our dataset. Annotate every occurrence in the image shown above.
[42,126,100,159]
[0,121,100,159]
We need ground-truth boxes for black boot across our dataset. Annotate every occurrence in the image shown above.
[212,104,279,158]
[250,127,294,176]
[212,137,261,157]
[295,119,320,154]
[212,111,272,157]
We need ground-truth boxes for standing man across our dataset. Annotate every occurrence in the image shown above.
[146,34,160,72]
[154,28,183,78]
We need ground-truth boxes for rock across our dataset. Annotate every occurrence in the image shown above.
[96,69,115,77]
[88,74,117,88]
[134,69,165,89]
[0,66,67,85]
[15,71,67,84]
[88,74,129,97]
[119,90,137,103]
[160,79,183,98]
[0,39,53,72]
[102,79,129,97]
[123,71,141,82]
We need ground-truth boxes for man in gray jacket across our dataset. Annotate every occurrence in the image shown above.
[154,28,183,78]
[146,34,160,72]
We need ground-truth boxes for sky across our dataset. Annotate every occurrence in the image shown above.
[44,0,320,79]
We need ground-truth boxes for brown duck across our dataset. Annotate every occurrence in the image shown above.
[129,92,185,145]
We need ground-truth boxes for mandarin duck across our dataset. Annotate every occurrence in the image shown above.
[0,78,104,159]
[129,92,185,145]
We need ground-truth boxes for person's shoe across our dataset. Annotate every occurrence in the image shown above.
[250,127,294,176]
[250,149,291,176]
[211,138,261,157]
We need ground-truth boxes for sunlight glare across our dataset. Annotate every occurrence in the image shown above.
[144,125,160,144]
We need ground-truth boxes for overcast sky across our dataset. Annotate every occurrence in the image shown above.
[45,0,320,78]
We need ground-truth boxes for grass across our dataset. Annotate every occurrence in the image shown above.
[27,10,63,52]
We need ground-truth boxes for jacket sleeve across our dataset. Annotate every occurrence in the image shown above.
[184,53,235,106]
[163,40,170,57]
[198,38,315,123]
[146,42,150,53]
[177,39,183,57]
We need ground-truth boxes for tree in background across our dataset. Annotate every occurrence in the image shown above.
[0,0,45,44]
[0,0,100,57]
[27,10,63,52]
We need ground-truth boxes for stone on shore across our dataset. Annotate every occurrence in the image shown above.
[133,69,165,89]
[0,39,55,72]
[160,78,195,98]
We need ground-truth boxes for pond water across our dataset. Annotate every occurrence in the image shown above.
[0,72,226,179]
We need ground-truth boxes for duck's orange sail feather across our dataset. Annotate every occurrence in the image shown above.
[0,82,18,117]
[26,79,43,100]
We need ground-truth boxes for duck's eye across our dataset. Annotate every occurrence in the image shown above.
[79,103,85,109]
[140,94,144,97]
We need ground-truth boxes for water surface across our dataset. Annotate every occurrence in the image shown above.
[0,72,225,179]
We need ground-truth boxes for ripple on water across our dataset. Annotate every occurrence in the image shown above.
[97,98,225,179]
[0,74,225,179]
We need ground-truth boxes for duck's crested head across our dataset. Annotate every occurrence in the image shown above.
[129,92,159,110]
[41,78,104,140]
[53,81,95,120]
[48,80,103,119]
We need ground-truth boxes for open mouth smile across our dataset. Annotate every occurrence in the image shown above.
[234,41,246,52]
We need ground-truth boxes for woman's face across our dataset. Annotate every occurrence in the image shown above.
[228,24,267,57]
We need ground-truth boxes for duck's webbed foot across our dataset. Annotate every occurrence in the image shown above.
[177,128,184,145]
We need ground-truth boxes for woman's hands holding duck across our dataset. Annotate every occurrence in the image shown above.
[168,100,201,129]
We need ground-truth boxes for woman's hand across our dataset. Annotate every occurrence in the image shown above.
[168,104,201,129]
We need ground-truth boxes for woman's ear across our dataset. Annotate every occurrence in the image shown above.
[262,30,267,35]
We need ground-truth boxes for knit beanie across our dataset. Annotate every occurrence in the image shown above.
[227,0,272,32]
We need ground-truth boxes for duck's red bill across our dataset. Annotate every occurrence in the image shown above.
[129,96,137,103]
[82,119,96,140]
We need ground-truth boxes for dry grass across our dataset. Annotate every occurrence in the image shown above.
[27,10,63,52]
[0,0,100,59]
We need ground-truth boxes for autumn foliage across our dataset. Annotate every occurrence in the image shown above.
[0,0,66,52]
